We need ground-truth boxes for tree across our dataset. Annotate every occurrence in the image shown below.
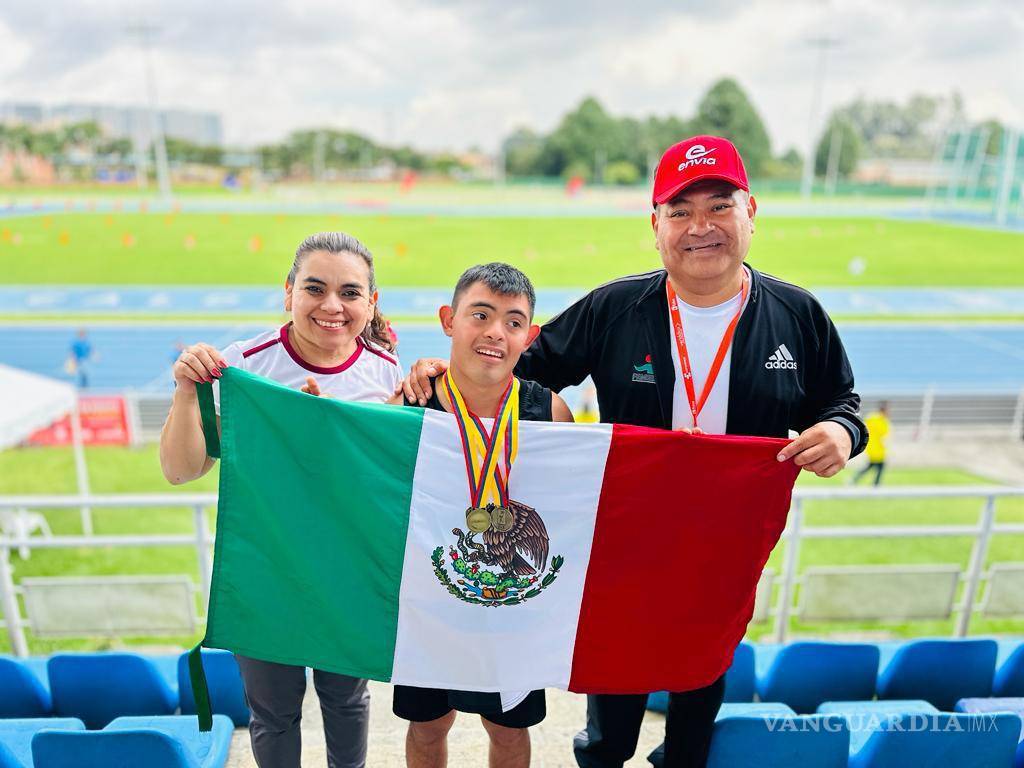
[643,114,693,164]
[59,121,101,148]
[689,78,771,176]
[977,119,1005,157]
[96,137,132,159]
[604,160,641,185]
[814,115,860,177]
[834,93,962,159]
[502,127,545,176]
[538,97,643,180]
[164,137,224,165]
[760,148,803,180]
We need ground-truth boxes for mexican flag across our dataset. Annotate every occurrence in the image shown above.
[190,368,798,727]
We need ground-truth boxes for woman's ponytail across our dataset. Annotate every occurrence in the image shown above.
[362,303,396,352]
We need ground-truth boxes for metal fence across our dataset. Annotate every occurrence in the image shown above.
[1,487,1023,657]
[770,486,1024,642]
[129,391,1024,443]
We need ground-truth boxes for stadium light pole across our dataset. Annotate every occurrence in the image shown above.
[800,34,839,199]
[127,22,173,200]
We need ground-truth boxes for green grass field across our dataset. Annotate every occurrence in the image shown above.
[0,444,1021,653]
[1,211,1021,288]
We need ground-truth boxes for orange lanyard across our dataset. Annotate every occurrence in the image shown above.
[666,274,748,429]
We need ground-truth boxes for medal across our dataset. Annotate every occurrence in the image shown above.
[490,505,514,533]
[443,370,520,524]
[466,506,492,533]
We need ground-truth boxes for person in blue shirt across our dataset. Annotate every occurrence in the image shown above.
[67,328,94,389]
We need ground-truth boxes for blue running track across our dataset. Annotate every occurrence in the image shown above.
[2,286,1024,317]
[2,322,1022,395]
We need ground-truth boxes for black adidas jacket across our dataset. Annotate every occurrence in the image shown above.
[515,265,867,457]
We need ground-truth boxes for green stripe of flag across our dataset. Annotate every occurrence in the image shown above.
[204,368,424,680]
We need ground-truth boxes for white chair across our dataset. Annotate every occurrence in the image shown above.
[0,509,53,560]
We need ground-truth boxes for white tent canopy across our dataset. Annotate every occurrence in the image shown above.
[0,362,92,533]
[0,364,77,451]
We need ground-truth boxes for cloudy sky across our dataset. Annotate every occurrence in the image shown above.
[1,0,1021,153]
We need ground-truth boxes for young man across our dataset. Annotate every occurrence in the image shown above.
[389,262,573,768]
[400,137,866,768]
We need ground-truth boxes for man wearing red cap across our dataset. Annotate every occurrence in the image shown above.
[401,135,866,767]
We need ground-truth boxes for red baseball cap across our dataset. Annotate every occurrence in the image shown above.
[652,135,749,206]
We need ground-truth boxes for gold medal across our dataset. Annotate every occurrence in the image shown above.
[490,505,514,533]
[466,506,492,533]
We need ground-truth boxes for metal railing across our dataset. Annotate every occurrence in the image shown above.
[127,391,1024,443]
[771,486,1024,641]
[1,487,1023,656]
[0,493,215,657]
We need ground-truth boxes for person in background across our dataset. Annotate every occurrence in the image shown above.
[853,401,891,486]
[573,385,600,424]
[66,328,94,388]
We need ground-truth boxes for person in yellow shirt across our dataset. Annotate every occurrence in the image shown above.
[853,402,890,486]
[573,385,600,424]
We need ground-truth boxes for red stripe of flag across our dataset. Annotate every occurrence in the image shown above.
[568,424,798,694]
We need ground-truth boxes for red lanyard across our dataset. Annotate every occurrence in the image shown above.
[666,274,748,429]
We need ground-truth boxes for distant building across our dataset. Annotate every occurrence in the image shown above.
[0,149,55,184]
[454,150,499,181]
[0,103,44,124]
[0,102,223,147]
[853,158,949,187]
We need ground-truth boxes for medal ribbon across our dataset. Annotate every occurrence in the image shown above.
[442,370,520,508]
[666,273,749,430]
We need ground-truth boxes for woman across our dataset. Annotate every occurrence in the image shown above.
[160,231,400,768]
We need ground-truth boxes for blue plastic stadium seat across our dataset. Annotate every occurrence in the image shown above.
[753,643,783,681]
[818,699,939,755]
[707,712,849,768]
[756,642,880,714]
[0,719,84,768]
[996,641,1024,697]
[876,639,997,710]
[646,691,669,714]
[723,643,756,703]
[847,712,1021,768]
[717,702,796,720]
[0,659,51,718]
[177,650,250,727]
[956,696,1024,719]
[647,642,756,714]
[649,705,849,768]
[47,653,178,729]
[956,698,1024,768]
[31,714,233,768]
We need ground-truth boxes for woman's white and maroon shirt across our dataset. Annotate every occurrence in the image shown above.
[212,323,402,412]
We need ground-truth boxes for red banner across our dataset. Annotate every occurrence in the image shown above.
[28,396,132,446]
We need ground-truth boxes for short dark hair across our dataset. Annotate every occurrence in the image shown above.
[452,263,536,318]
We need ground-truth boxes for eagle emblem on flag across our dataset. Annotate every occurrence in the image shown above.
[431,499,564,606]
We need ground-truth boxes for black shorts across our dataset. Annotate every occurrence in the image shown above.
[393,685,546,728]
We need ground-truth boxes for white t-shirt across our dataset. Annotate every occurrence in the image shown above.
[668,286,749,435]
[212,323,402,412]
